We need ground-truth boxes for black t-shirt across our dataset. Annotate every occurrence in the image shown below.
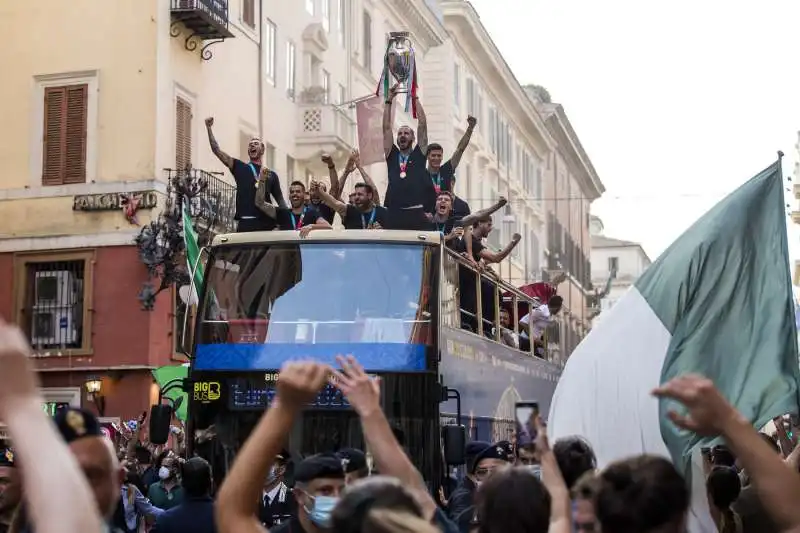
[310,201,335,224]
[427,160,455,212]
[431,216,466,250]
[385,145,435,210]
[231,159,285,220]
[343,205,389,229]
[452,235,484,262]
[275,206,321,230]
[452,195,471,219]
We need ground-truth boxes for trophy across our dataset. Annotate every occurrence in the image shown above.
[376,31,419,118]
[386,32,414,93]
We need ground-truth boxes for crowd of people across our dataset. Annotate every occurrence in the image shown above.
[3,316,800,533]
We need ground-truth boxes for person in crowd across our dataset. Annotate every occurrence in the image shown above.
[571,472,599,533]
[148,454,184,510]
[425,116,475,209]
[0,445,20,533]
[733,432,786,533]
[259,449,294,529]
[256,177,332,237]
[429,192,506,244]
[114,459,163,533]
[472,415,571,533]
[310,181,388,230]
[552,436,596,491]
[382,84,435,230]
[516,443,539,468]
[453,216,521,333]
[493,308,520,349]
[337,449,370,485]
[448,441,513,529]
[706,466,743,533]
[519,295,563,355]
[204,117,286,232]
[653,374,800,532]
[0,320,105,533]
[595,455,688,533]
[135,445,158,493]
[151,457,216,533]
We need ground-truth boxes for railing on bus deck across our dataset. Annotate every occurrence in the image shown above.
[442,247,550,361]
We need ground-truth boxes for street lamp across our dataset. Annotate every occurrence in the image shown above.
[84,377,105,416]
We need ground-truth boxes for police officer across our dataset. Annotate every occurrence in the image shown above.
[259,449,295,528]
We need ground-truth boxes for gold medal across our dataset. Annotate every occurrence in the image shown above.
[400,171,407,178]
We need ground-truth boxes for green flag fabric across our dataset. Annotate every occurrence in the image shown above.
[152,365,189,422]
[549,158,800,533]
[183,205,204,298]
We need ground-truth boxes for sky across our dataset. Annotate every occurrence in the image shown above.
[468,0,800,262]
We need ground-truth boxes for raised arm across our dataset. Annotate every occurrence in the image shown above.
[383,85,399,158]
[267,172,287,209]
[255,170,277,219]
[415,97,428,155]
[460,196,507,227]
[450,116,476,171]
[480,233,522,264]
[334,151,358,201]
[353,150,381,206]
[204,117,234,170]
[321,154,339,198]
[310,181,347,217]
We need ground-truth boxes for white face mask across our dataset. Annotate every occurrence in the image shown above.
[158,466,171,480]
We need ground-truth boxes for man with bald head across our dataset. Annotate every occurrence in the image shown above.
[12,408,125,533]
[382,85,435,230]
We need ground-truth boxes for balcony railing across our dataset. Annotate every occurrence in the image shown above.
[171,0,234,40]
[167,168,237,234]
[295,103,355,159]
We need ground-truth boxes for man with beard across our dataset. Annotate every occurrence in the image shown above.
[256,178,331,238]
[0,445,20,533]
[204,117,286,232]
[382,85,435,230]
[310,180,387,230]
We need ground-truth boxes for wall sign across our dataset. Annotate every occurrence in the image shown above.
[72,191,158,212]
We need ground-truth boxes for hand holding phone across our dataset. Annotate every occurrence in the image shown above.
[515,401,540,447]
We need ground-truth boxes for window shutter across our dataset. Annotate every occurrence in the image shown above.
[176,98,192,170]
[64,85,88,184]
[42,87,66,185]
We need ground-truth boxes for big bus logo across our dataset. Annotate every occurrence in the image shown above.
[194,382,221,403]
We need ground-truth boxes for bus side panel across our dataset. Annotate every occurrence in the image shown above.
[440,327,562,439]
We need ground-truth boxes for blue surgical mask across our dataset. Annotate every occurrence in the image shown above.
[305,495,339,528]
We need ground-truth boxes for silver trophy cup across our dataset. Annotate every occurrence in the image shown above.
[386,32,414,93]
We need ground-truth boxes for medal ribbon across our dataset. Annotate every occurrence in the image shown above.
[399,153,410,177]
[290,207,307,230]
[361,209,377,229]
[431,172,442,194]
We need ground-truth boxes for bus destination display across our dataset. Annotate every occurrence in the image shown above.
[228,376,351,411]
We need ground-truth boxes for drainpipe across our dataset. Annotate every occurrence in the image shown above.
[257,0,265,138]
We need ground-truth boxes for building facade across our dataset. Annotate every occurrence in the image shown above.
[0,0,604,414]
[533,98,605,361]
[0,0,443,419]
[589,215,651,326]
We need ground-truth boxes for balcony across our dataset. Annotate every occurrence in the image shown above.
[295,90,355,160]
[170,0,234,59]
[166,168,237,234]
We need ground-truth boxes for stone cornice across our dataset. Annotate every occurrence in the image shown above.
[382,0,446,52]
[540,103,604,200]
[442,1,555,156]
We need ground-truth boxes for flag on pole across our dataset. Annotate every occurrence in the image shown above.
[183,205,204,301]
[357,96,395,165]
[548,158,800,533]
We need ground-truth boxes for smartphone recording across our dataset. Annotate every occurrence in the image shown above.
[515,401,540,447]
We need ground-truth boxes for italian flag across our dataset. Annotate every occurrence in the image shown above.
[549,159,800,532]
[183,205,204,302]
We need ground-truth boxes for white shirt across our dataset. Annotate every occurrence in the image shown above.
[520,305,552,340]
[263,483,283,506]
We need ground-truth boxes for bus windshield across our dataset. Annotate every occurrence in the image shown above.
[193,242,437,372]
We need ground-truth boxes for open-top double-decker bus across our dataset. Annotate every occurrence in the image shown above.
[168,229,562,490]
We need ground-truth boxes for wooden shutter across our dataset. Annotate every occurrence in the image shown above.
[42,84,87,185]
[175,97,192,170]
[243,0,255,28]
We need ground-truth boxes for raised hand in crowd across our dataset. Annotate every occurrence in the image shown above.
[0,319,104,533]
[533,415,571,533]
[215,361,331,533]
[654,374,800,532]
